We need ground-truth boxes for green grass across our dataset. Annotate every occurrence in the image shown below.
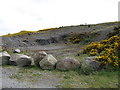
[9,75,22,80]
[3,64,119,88]
[32,73,42,77]
[57,70,118,88]
[0,46,2,52]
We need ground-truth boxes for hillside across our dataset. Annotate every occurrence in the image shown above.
[1,21,120,88]
[1,22,119,51]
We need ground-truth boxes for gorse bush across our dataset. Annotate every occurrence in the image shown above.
[68,32,98,44]
[83,36,120,67]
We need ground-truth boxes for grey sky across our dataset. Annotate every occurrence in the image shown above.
[0,0,119,35]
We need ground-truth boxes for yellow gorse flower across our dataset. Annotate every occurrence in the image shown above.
[83,36,120,67]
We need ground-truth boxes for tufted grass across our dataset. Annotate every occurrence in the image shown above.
[56,69,119,88]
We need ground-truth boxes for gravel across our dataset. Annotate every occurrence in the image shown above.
[2,66,63,88]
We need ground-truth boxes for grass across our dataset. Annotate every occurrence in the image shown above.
[2,50,119,88]
[0,46,2,52]
[3,64,119,88]
[57,70,118,88]
[32,73,42,77]
[75,53,88,62]
[9,75,22,80]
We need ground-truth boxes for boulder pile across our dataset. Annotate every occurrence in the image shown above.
[1,49,101,72]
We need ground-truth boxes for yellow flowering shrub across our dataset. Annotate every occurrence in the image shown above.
[89,49,98,56]
[83,36,120,67]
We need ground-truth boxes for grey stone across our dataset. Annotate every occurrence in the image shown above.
[10,54,32,66]
[81,57,101,73]
[0,51,11,65]
[33,51,47,67]
[56,57,80,70]
[39,54,57,70]
[86,56,97,60]
[14,49,21,53]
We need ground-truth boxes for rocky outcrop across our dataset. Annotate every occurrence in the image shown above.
[56,57,80,70]
[36,39,50,45]
[33,51,47,67]
[0,51,11,65]
[39,54,57,69]
[35,34,69,45]
[10,54,32,66]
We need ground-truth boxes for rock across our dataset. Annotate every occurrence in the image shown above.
[86,56,97,60]
[81,57,101,74]
[50,37,59,43]
[0,51,11,65]
[10,54,32,66]
[13,49,21,53]
[56,57,80,70]
[36,39,50,45]
[33,51,47,67]
[39,54,57,69]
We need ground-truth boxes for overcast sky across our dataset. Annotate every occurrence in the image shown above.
[0,0,119,35]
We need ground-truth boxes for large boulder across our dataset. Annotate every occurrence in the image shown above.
[0,51,11,65]
[33,51,47,67]
[81,56,101,74]
[10,54,32,66]
[56,57,80,70]
[13,49,21,53]
[39,54,57,69]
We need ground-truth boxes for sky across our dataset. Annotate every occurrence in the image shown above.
[0,0,119,35]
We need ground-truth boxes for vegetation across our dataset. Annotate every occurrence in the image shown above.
[107,26,120,37]
[83,36,120,67]
[1,21,119,37]
[2,21,120,88]
[1,30,37,37]
[67,32,98,44]
[4,65,118,88]
[58,69,118,88]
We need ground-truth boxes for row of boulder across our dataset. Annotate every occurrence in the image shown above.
[0,49,101,71]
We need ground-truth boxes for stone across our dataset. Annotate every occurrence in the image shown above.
[81,57,101,74]
[0,51,11,65]
[39,54,57,69]
[86,56,97,60]
[10,54,32,66]
[56,57,80,70]
[36,39,50,45]
[14,49,21,53]
[33,51,47,67]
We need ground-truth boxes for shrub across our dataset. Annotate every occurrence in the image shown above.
[83,36,120,67]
